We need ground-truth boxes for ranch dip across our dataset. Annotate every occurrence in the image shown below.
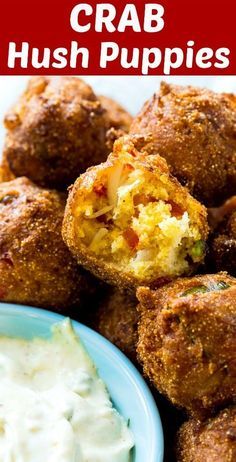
[0,320,134,461]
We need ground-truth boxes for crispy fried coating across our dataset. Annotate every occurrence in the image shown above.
[211,214,236,276]
[95,287,138,361]
[98,95,132,132]
[137,273,236,418]
[3,77,109,190]
[177,407,236,462]
[208,196,236,231]
[99,95,133,152]
[130,82,236,207]
[0,177,93,310]
[208,197,236,276]
[63,135,208,290]
[0,156,15,183]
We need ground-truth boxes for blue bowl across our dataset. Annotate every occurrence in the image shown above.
[0,303,163,462]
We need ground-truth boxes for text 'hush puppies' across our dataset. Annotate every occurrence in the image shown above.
[0,177,93,310]
[130,82,236,207]
[63,135,208,290]
[137,273,236,418]
[177,407,236,462]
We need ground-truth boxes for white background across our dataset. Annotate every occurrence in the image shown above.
[0,75,235,156]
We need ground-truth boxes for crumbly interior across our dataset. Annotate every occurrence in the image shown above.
[74,160,204,280]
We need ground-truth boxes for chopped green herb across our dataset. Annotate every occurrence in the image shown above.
[181,281,231,297]
[211,281,231,291]
[190,240,206,259]
[181,285,209,296]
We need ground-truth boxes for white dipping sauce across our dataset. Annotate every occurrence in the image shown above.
[0,320,134,461]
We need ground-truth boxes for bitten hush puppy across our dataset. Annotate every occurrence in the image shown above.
[137,273,236,417]
[3,76,109,189]
[95,287,138,361]
[130,82,236,207]
[63,135,208,289]
[177,407,236,462]
[0,177,91,310]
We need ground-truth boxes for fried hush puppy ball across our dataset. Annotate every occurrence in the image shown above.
[95,288,138,361]
[137,273,236,418]
[99,95,133,152]
[177,407,236,462]
[3,76,109,190]
[0,157,14,183]
[62,135,208,290]
[208,196,236,231]
[208,197,236,276]
[130,82,236,207]
[0,177,92,310]
[98,95,132,133]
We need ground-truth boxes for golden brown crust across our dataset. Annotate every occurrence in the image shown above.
[0,177,93,310]
[210,217,236,276]
[208,197,236,276]
[99,95,133,152]
[3,77,109,190]
[98,95,132,132]
[130,82,236,207]
[62,135,208,290]
[177,407,236,462]
[137,273,236,418]
[0,155,15,183]
[208,196,236,231]
[94,287,138,361]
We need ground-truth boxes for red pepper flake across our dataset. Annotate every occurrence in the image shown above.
[123,228,139,250]
[167,200,185,218]
[133,194,156,207]
[93,183,107,197]
[123,163,134,173]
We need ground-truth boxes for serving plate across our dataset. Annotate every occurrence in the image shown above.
[0,302,164,462]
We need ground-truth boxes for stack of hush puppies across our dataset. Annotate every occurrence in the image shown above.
[1,77,236,461]
[0,76,132,311]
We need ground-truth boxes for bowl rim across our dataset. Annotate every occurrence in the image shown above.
[0,302,164,462]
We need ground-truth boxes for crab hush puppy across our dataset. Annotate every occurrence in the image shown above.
[137,273,236,418]
[98,95,132,133]
[3,76,109,189]
[62,135,208,289]
[0,157,15,183]
[0,177,92,310]
[99,95,133,152]
[208,197,236,276]
[96,288,138,361]
[130,82,236,207]
[177,407,236,462]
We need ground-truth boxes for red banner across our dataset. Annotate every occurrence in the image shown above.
[0,0,234,75]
